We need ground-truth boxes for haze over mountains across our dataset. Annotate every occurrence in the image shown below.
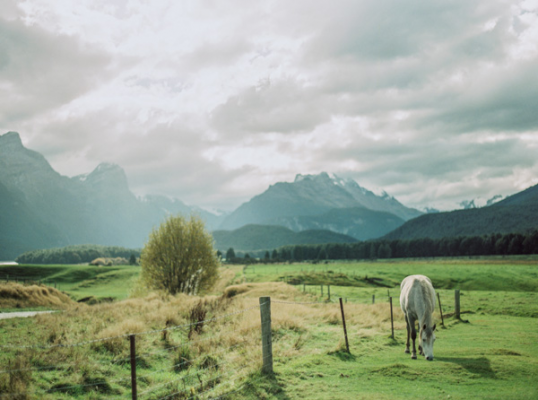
[1,131,537,260]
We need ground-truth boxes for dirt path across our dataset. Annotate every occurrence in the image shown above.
[0,310,55,320]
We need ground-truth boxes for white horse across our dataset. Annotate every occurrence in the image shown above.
[400,275,437,361]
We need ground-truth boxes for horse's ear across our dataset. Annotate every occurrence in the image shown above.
[433,324,436,331]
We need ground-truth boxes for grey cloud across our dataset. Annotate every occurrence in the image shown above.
[209,0,523,142]
[182,39,252,71]
[302,0,504,62]
[419,58,538,134]
[317,134,535,192]
[0,0,20,20]
[210,78,333,136]
[4,0,537,212]
[320,135,537,209]
[0,16,113,126]
[30,107,252,210]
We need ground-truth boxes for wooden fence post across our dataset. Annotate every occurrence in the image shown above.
[328,285,331,301]
[372,294,375,304]
[260,297,273,374]
[437,293,444,326]
[389,297,394,339]
[129,334,137,400]
[303,283,305,293]
[321,284,323,297]
[455,290,461,319]
[339,298,350,353]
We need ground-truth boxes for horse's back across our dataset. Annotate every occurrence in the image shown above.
[400,275,435,315]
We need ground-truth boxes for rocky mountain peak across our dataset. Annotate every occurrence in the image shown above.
[83,162,130,192]
[0,131,24,151]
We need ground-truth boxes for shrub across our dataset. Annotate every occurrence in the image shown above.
[140,214,219,295]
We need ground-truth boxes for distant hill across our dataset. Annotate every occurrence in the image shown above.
[212,224,357,252]
[219,173,421,237]
[270,207,406,241]
[492,183,538,207]
[383,183,538,240]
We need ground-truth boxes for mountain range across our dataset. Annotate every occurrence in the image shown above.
[219,172,421,231]
[383,183,538,240]
[0,132,218,259]
[1,131,537,260]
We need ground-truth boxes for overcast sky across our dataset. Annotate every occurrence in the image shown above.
[1,0,537,212]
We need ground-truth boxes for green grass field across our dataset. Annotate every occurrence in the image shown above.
[0,264,140,302]
[0,258,537,399]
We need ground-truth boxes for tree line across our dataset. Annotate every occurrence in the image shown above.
[16,245,141,265]
[223,230,538,263]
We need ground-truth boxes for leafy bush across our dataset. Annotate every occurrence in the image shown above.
[140,214,219,295]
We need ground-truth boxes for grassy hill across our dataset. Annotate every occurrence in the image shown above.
[384,183,538,240]
[0,264,140,301]
[212,224,357,252]
[384,203,538,240]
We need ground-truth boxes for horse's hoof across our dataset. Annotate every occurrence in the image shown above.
[405,349,410,354]
[411,354,417,360]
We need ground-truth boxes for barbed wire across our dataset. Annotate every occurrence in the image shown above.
[138,359,231,397]
[153,354,273,400]
[140,348,272,398]
[271,299,328,305]
[141,339,251,379]
[0,360,81,375]
[0,320,262,382]
[102,320,260,370]
[0,302,266,350]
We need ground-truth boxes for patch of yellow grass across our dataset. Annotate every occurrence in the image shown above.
[0,282,73,309]
[210,266,243,294]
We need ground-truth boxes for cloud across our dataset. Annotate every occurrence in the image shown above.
[210,78,334,136]
[0,13,113,126]
[419,58,538,134]
[1,0,537,212]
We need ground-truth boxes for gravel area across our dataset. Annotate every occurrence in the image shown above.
[0,310,55,320]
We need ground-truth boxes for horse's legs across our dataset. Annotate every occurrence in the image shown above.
[404,315,410,354]
[410,318,417,359]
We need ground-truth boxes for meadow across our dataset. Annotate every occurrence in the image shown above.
[0,258,537,399]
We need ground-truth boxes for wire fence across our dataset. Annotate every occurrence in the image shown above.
[0,286,464,399]
[0,301,270,399]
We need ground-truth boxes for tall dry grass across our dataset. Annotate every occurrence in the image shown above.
[0,279,406,398]
[0,283,73,309]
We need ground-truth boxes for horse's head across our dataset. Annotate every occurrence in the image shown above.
[420,324,436,361]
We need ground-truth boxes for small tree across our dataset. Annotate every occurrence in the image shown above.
[225,248,236,262]
[140,214,219,295]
